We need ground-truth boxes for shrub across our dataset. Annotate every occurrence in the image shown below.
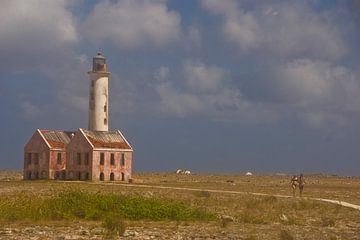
[279,230,294,240]
[321,217,335,227]
[102,214,126,237]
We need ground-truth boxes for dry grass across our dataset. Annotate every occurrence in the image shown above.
[0,171,360,239]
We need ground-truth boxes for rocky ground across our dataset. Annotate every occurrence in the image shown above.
[1,221,359,240]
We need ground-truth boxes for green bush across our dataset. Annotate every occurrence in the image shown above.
[0,190,216,222]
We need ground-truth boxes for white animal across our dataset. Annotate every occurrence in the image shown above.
[245,172,253,176]
[176,169,183,174]
[184,170,191,175]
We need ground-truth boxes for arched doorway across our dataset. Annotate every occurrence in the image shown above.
[110,172,114,181]
[99,172,104,181]
[55,171,60,180]
[121,172,125,181]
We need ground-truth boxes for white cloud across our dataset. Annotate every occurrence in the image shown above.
[275,59,360,126]
[184,61,227,93]
[202,0,260,51]
[82,0,181,49]
[155,60,278,122]
[201,0,347,60]
[0,0,78,70]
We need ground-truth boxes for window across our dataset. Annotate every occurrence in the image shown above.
[99,172,104,181]
[68,171,74,180]
[77,153,81,165]
[104,118,107,125]
[41,171,47,179]
[57,153,62,164]
[28,153,32,165]
[121,153,125,166]
[110,153,115,165]
[110,173,114,181]
[104,105,107,113]
[85,152,89,165]
[100,152,104,165]
[34,153,39,165]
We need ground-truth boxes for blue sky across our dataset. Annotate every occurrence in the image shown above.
[1,0,360,175]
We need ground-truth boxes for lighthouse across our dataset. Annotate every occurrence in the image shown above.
[88,52,110,132]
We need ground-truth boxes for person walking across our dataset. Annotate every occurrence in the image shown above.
[291,175,298,197]
[298,173,306,197]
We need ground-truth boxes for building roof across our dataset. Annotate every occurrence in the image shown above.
[39,130,75,148]
[82,129,132,149]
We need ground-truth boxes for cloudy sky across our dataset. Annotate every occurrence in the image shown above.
[1,0,360,175]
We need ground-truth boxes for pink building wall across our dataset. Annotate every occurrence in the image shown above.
[24,130,50,180]
[24,129,133,181]
[92,150,132,181]
[66,130,93,180]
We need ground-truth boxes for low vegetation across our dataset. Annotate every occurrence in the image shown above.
[0,189,216,222]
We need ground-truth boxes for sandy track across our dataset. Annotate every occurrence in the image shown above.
[85,182,360,211]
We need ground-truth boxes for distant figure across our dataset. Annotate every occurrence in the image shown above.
[298,174,306,197]
[291,174,306,197]
[175,169,191,175]
[291,175,298,197]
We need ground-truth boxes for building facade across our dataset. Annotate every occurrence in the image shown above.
[66,128,132,181]
[24,130,73,180]
[23,52,133,181]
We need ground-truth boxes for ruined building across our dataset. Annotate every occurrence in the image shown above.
[24,52,133,181]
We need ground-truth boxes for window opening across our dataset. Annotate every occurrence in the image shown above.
[100,152,104,165]
[57,153,62,164]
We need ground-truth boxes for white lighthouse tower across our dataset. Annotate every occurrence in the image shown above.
[88,52,110,132]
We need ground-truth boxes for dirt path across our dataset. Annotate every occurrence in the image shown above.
[95,182,360,211]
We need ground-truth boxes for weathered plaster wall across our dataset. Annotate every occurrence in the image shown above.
[66,131,93,180]
[92,150,132,181]
[23,130,50,180]
[88,73,109,132]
